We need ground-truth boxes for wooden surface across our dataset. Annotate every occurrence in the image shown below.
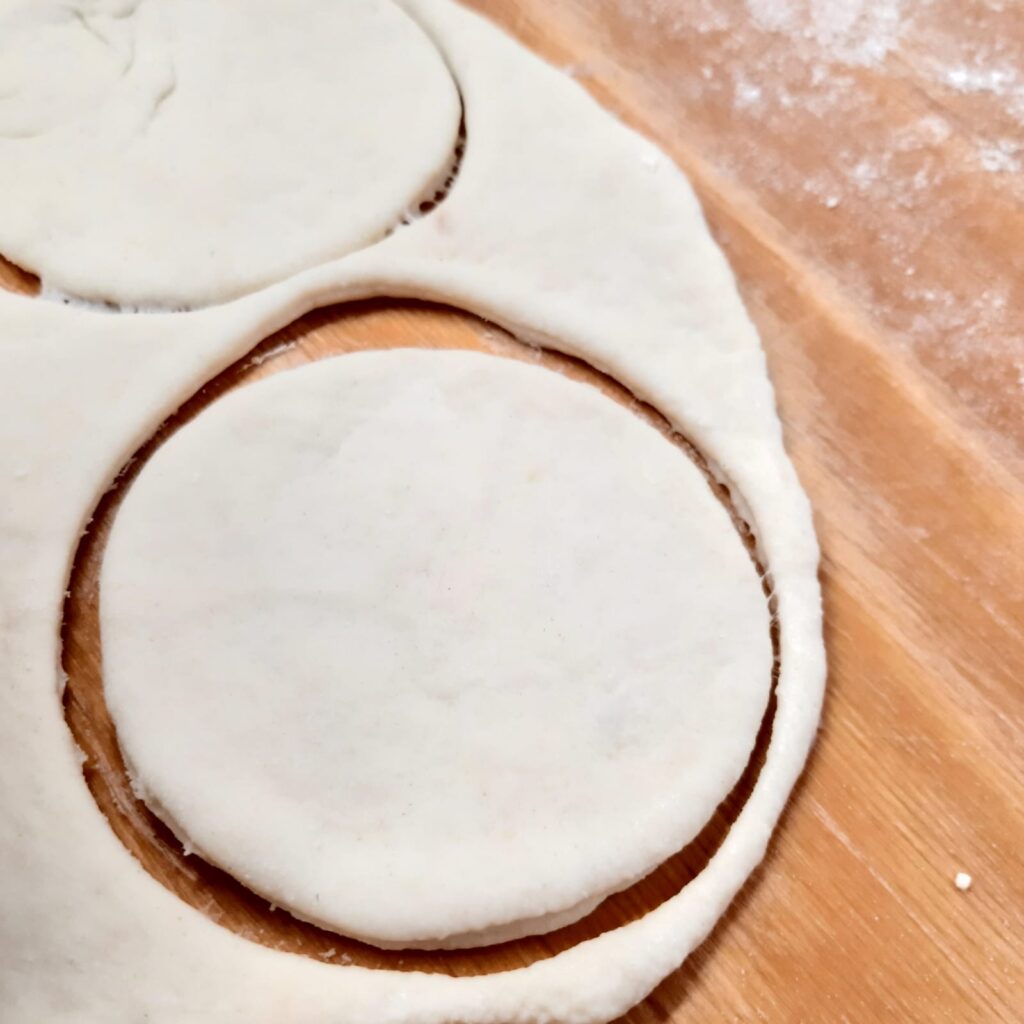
[4,1,1023,1021]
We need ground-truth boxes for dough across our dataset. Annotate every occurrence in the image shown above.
[0,0,461,309]
[100,349,772,949]
[0,0,825,1019]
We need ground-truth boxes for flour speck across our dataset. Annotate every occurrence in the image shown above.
[977,140,1022,174]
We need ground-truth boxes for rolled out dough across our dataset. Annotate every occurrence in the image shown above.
[100,348,772,949]
[0,0,825,1019]
[0,0,461,308]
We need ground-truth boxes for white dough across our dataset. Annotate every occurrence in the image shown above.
[0,0,825,1020]
[0,0,460,308]
[100,349,772,948]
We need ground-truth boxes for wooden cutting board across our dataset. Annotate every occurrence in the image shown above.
[5,2,1022,1021]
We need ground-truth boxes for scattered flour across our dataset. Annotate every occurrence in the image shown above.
[977,140,1022,174]
[623,0,1024,430]
[744,0,907,67]
[941,64,1018,97]
[733,77,764,109]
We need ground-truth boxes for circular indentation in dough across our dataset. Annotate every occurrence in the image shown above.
[0,0,460,308]
[100,348,773,949]
[62,307,777,975]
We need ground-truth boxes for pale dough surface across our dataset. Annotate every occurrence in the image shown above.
[0,0,460,308]
[0,0,826,1020]
[101,348,771,948]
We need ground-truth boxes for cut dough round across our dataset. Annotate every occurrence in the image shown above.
[0,0,460,308]
[101,348,772,949]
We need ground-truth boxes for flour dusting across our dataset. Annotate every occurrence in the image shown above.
[745,0,906,66]
[624,0,1024,436]
[939,62,1019,99]
[977,140,1022,174]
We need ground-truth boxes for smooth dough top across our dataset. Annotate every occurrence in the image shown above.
[0,0,460,308]
[100,348,773,948]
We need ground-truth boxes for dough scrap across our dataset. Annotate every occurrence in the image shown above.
[0,0,825,1020]
[0,0,461,308]
[100,348,772,949]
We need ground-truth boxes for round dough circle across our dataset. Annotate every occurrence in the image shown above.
[0,0,460,308]
[100,349,772,948]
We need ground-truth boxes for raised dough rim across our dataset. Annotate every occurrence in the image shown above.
[42,265,822,1020]
[9,271,822,1022]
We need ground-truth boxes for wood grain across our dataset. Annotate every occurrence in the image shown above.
[3,1,1022,1020]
